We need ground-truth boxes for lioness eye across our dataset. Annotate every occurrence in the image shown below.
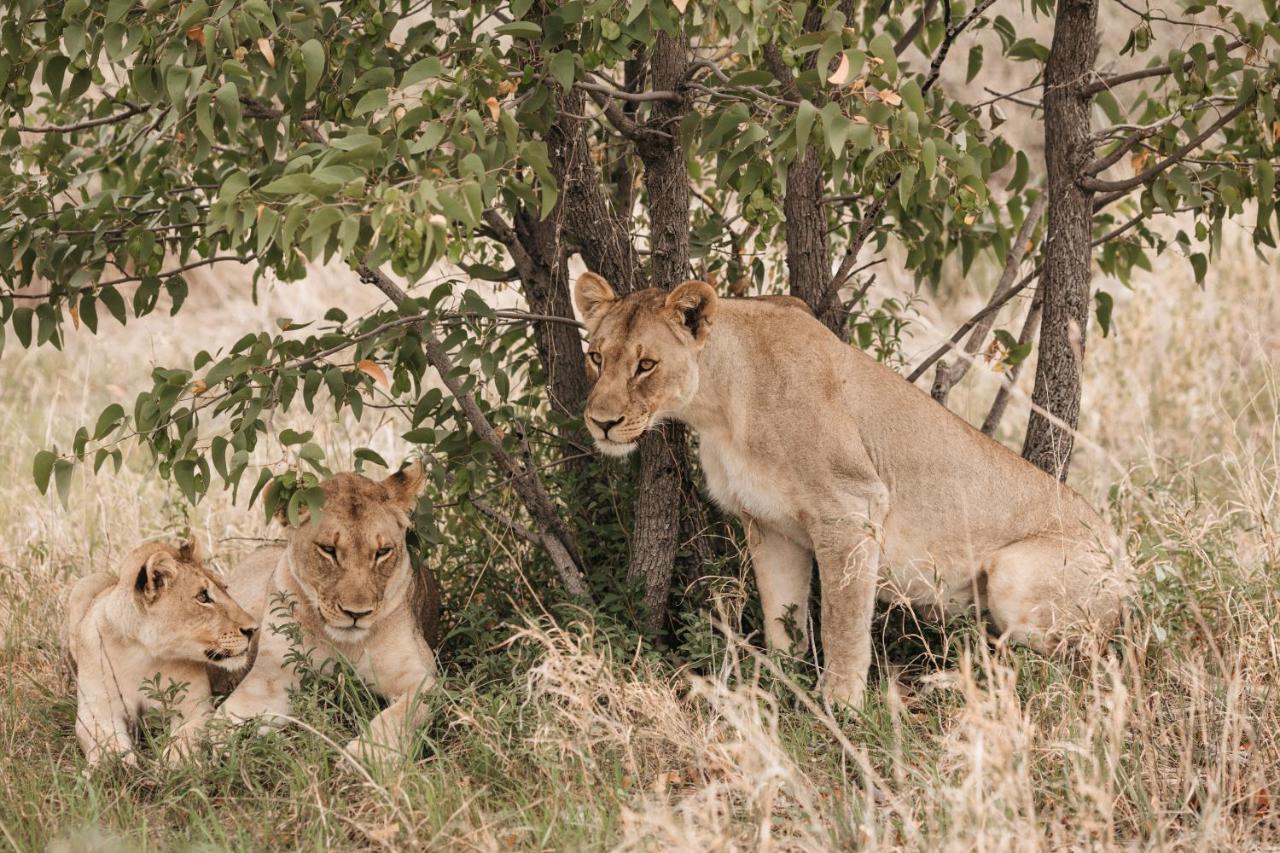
[636,358,656,375]
[375,546,392,560]
[318,544,337,559]
[588,351,602,367]
[196,589,212,604]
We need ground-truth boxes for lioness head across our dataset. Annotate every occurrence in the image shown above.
[279,463,426,641]
[125,538,257,669]
[574,272,717,457]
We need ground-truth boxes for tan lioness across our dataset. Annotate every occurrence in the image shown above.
[214,463,438,763]
[574,272,1129,709]
[63,537,257,765]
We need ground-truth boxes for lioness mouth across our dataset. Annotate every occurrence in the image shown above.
[205,649,243,662]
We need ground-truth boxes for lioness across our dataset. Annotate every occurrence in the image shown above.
[574,272,1130,708]
[214,462,438,763]
[63,537,257,765]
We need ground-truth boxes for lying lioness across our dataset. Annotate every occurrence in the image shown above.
[63,537,257,765]
[213,463,439,763]
[574,272,1130,709]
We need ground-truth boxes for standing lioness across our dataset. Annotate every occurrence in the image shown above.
[214,462,438,763]
[574,272,1129,709]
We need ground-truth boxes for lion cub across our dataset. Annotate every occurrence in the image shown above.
[63,537,257,765]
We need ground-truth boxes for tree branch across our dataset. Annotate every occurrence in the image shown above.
[1078,95,1254,194]
[355,262,593,602]
[894,0,940,56]
[3,255,257,300]
[15,102,151,133]
[574,79,681,104]
[1081,38,1244,96]
[921,0,999,95]
[930,192,1048,405]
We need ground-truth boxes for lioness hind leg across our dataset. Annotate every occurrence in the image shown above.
[983,536,1124,656]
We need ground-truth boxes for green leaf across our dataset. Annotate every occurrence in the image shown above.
[494,21,542,39]
[300,39,324,97]
[94,403,125,439]
[54,459,73,508]
[1257,159,1276,203]
[1190,252,1207,284]
[549,51,575,90]
[215,81,240,133]
[352,89,387,117]
[402,56,444,87]
[1094,290,1114,337]
[795,100,817,153]
[966,45,984,83]
[33,450,56,494]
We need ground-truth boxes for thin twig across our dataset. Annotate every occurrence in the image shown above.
[15,102,150,133]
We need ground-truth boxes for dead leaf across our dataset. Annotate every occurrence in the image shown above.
[357,359,390,388]
[963,212,977,226]
[1131,149,1150,174]
[828,52,853,86]
[186,25,205,46]
[878,89,902,107]
[497,79,517,96]
[68,302,80,329]
[257,37,275,68]
[484,96,501,121]
[191,379,208,395]
[672,0,689,12]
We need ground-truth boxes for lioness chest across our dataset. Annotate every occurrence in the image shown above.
[698,437,810,546]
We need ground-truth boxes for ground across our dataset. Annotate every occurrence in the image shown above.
[2,225,1280,850]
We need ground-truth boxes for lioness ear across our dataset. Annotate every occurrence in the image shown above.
[383,460,427,514]
[134,552,176,605]
[664,280,718,342]
[177,534,203,564]
[574,272,617,333]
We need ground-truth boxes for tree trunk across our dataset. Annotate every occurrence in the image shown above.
[783,145,841,334]
[1022,0,1098,480]
[628,31,692,630]
[512,210,591,417]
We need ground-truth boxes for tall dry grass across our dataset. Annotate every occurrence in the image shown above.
[2,213,1279,849]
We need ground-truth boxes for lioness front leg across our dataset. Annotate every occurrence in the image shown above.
[345,628,437,765]
[812,489,887,711]
[76,702,135,767]
[215,625,297,733]
[745,518,813,654]
[163,676,216,763]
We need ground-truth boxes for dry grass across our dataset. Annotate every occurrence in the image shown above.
[3,215,1280,850]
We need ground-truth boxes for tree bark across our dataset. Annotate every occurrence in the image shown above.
[511,210,591,417]
[783,145,841,333]
[628,31,693,630]
[1021,0,1098,480]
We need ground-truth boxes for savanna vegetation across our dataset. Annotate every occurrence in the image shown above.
[1,0,1279,848]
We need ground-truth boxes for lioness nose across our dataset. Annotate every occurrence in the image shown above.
[591,415,624,435]
[240,626,256,639]
[341,607,373,622]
